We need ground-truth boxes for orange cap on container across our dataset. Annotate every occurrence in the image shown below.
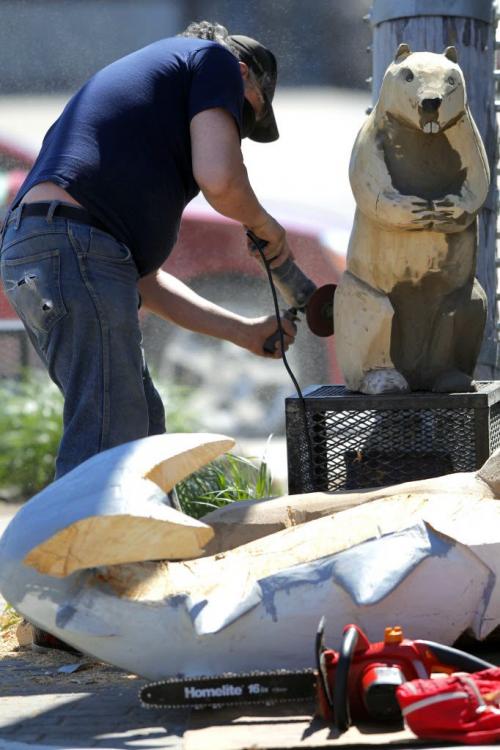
[384,626,404,644]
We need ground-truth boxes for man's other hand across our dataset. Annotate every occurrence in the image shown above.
[241,313,297,358]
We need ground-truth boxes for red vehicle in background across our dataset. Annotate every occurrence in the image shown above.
[0,136,34,373]
[0,138,346,436]
[0,135,33,220]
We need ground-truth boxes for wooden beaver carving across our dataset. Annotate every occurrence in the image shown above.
[334,44,490,394]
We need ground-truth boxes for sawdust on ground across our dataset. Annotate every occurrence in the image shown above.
[0,613,139,691]
[0,504,137,691]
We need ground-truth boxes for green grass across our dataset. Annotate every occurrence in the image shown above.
[0,372,63,499]
[177,449,273,519]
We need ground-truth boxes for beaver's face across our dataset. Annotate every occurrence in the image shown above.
[380,50,466,134]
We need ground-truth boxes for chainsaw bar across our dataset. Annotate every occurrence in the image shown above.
[140,669,317,710]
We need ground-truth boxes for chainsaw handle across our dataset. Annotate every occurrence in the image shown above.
[315,616,333,712]
[333,625,359,734]
[417,640,494,673]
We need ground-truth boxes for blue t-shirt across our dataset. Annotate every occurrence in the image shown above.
[15,38,244,276]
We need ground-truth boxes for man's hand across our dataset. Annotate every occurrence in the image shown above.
[245,215,292,269]
[239,313,297,358]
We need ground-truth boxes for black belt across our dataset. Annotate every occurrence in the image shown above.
[17,202,109,233]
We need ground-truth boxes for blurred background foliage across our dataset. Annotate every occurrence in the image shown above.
[0,371,274,513]
[0,373,63,499]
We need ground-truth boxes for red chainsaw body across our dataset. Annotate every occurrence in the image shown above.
[316,624,454,722]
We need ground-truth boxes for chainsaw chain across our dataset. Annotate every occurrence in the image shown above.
[139,668,316,710]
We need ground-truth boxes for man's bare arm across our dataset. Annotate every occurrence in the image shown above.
[190,107,291,267]
[138,269,295,358]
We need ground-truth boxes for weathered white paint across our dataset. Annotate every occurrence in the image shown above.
[1,436,500,679]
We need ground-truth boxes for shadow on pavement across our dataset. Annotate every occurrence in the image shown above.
[0,657,186,749]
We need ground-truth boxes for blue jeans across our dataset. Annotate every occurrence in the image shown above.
[0,202,166,479]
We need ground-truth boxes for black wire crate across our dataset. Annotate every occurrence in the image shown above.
[285,382,500,494]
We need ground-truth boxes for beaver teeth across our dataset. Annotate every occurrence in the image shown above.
[423,121,440,134]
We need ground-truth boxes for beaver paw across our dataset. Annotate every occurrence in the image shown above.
[360,368,410,395]
[432,370,476,393]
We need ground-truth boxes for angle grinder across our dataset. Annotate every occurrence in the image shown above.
[246,230,336,353]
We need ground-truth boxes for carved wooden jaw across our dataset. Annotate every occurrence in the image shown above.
[377,46,466,135]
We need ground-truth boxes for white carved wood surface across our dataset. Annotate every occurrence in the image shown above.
[1,435,500,680]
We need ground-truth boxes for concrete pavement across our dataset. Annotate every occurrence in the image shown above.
[0,672,186,750]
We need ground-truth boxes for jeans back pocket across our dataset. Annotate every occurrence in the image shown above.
[1,249,67,335]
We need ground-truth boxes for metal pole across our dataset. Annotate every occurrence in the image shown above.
[368,0,499,377]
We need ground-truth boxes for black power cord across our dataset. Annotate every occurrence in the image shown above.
[246,231,304,400]
[246,231,317,492]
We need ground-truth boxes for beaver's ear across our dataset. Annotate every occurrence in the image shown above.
[395,43,411,62]
[443,46,458,63]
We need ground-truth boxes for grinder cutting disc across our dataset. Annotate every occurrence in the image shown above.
[306,284,336,337]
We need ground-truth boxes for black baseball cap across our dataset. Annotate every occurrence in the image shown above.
[227,34,279,142]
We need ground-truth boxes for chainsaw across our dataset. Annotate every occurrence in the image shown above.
[246,230,336,353]
[140,619,494,733]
